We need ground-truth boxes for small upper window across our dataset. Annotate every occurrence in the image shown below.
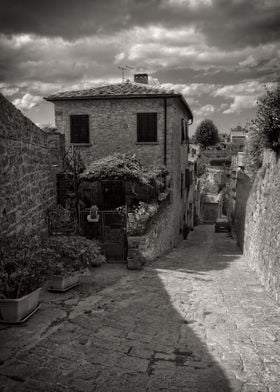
[137,113,157,142]
[181,119,185,143]
[70,114,89,144]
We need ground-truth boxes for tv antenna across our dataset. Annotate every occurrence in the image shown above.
[118,65,133,81]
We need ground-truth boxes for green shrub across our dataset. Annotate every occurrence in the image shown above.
[245,84,280,180]
[254,83,280,153]
[42,235,105,275]
[0,233,50,299]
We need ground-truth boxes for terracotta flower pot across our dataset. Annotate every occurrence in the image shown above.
[127,257,142,270]
[48,273,80,292]
[0,288,41,323]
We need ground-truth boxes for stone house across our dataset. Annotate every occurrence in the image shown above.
[45,75,193,250]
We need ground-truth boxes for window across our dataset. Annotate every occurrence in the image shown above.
[185,169,189,190]
[181,119,185,143]
[137,113,157,142]
[181,173,184,198]
[70,114,89,144]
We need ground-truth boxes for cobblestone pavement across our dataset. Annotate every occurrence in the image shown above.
[1,225,280,391]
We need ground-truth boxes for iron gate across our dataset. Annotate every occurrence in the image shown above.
[79,209,127,261]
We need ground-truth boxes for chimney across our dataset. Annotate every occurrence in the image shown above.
[134,73,148,84]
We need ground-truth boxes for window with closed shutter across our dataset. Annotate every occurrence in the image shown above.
[137,113,157,142]
[181,119,185,143]
[70,115,89,144]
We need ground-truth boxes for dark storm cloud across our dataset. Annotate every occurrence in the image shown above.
[0,0,280,49]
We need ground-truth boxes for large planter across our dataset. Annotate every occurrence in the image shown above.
[0,288,41,324]
[48,273,80,292]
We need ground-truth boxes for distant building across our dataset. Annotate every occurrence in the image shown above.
[230,126,247,151]
[201,193,222,223]
[219,133,230,143]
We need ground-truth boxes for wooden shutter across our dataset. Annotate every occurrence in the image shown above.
[70,115,89,144]
[137,113,157,142]
[185,169,189,190]
[181,119,185,143]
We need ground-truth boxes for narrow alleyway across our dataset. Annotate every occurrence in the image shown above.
[1,225,280,391]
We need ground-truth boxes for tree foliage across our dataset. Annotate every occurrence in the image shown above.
[244,122,263,180]
[253,83,280,153]
[194,119,219,148]
[79,153,168,186]
[245,83,280,180]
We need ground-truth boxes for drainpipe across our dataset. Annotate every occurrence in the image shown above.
[164,98,167,166]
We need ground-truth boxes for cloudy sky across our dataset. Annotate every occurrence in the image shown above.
[0,0,279,133]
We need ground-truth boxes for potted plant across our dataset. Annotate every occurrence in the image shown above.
[44,235,105,292]
[0,233,49,323]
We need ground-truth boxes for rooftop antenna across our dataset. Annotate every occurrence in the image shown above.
[118,65,133,82]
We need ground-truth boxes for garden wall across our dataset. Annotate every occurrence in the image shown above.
[128,204,175,262]
[0,93,63,236]
[233,171,252,250]
[244,150,280,302]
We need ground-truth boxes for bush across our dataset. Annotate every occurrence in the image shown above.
[42,235,105,275]
[128,202,159,235]
[0,233,50,299]
[254,83,280,152]
[244,123,264,180]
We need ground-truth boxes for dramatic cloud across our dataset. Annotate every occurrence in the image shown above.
[13,93,42,111]
[0,0,279,132]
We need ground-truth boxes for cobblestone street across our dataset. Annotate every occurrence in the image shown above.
[1,225,280,391]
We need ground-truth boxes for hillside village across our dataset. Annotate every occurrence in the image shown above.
[1,76,280,391]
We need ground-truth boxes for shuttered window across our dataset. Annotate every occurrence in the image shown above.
[70,115,89,144]
[181,119,185,143]
[185,169,189,190]
[137,113,157,142]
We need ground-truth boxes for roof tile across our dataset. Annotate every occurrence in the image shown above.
[46,81,177,100]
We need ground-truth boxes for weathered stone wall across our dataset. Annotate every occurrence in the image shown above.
[244,150,280,302]
[128,204,175,262]
[234,171,252,250]
[0,94,63,236]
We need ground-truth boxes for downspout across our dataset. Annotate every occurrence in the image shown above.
[164,98,167,166]
[163,98,167,190]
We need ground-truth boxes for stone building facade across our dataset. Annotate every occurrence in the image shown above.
[46,80,193,247]
[0,93,63,236]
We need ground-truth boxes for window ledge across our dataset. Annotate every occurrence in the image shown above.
[136,142,159,145]
[70,143,92,146]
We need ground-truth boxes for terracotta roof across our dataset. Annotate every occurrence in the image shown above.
[45,81,193,120]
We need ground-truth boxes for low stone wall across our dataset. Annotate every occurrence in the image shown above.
[128,204,175,262]
[234,171,252,250]
[244,150,280,302]
[0,94,63,236]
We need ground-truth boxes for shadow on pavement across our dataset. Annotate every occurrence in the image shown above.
[0,226,234,391]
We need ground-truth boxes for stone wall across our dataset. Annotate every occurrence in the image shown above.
[233,171,252,250]
[244,150,280,302]
[0,94,63,236]
[128,204,175,262]
[54,98,171,168]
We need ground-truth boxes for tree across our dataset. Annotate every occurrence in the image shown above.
[244,83,280,180]
[194,119,219,148]
[254,83,280,153]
